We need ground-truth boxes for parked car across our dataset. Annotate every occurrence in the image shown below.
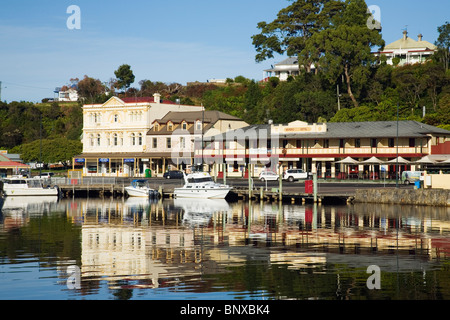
[34,172,55,179]
[163,170,184,179]
[259,171,279,182]
[283,169,310,182]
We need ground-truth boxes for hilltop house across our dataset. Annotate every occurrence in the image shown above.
[374,30,437,66]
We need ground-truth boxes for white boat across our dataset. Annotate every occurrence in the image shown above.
[125,179,159,198]
[174,198,231,227]
[2,177,59,196]
[174,171,232,199]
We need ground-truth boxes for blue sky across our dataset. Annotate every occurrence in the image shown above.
[0,0,448,103]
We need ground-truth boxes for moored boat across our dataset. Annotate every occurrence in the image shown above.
[174,171,232,199]
[2,177,59,196]
[125,179,159,198]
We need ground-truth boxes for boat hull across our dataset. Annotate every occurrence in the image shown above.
[174,187,231,199]
[125,186,159,198]
[4,188,58,196]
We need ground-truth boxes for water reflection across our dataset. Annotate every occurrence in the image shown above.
[1,196,450,300]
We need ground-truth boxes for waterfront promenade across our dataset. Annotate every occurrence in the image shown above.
[53,176,418,204]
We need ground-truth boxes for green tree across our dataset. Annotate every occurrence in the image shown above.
[10,138,82,164]
[77,75,106,103]
[435,21,450,71]
[310,0,384,108]
[252,0,342,73]
[114,64,135,92]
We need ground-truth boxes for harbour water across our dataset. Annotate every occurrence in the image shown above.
[0,195,449,300]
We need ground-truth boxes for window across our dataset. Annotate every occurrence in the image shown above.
[168,122,173,131]
[355,138,361,148]
[97,134,101,146]
[409,138,415,148]
[152,138,157,148]
[114,114,119,122]
[180,137,185,149]
[131,133,136,146]
[323,139,329,148]
[167,137,172,149]
[113,133,118,146]
[371,138,377,148]
[182,122,187,130]
[196,121,202,131]
[89,134,94,147]
[138,133,142,145]
[154,123,159,131]
[339,139,345,148]
[388,138,394,148]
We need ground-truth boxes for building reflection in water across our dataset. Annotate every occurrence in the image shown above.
[56,197,450,293]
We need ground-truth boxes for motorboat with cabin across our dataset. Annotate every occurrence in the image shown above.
[125,179,160,198]
[174,171,232,199]
[2,177,59,196]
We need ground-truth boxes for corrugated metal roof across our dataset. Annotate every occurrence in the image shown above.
[207,121,450,140]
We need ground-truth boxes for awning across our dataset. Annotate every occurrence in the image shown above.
[386,156,410,164]
[360,156,384,164]
[414,156,437,164]
[334,157,359,164]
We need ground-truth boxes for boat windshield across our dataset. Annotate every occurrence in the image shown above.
[187,177,214,183]
[133,180,148,187]
[27,180,44,188]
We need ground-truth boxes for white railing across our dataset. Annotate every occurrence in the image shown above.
[50,177,117,185]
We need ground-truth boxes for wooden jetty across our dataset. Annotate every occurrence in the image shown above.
[58,183,354,204]
[59,183,127,198]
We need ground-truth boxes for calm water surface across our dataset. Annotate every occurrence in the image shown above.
[0,195,449,300]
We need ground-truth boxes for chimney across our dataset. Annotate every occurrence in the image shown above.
[418,33,423,42]
[153,93,161,104]
[403,30,408,40]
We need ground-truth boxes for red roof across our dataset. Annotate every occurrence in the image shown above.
[0,160,29,169]
[0,154,29,168]
[121,97,156,103]
[121,96,176,105]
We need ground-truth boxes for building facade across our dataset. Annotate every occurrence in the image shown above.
[197,120,450,179]
[374,30,437,66]
[75,94,204,177]
[146,110,249,174]
[263,57,301,82]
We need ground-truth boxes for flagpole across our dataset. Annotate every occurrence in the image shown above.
[396,103,399,188]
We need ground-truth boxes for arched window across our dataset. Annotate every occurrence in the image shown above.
[113,133,118,146]
[97,134,101,146]
[131,133,136,146]
[138,133,143,145]
[114,114,119,122]
[89,134,94,147]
